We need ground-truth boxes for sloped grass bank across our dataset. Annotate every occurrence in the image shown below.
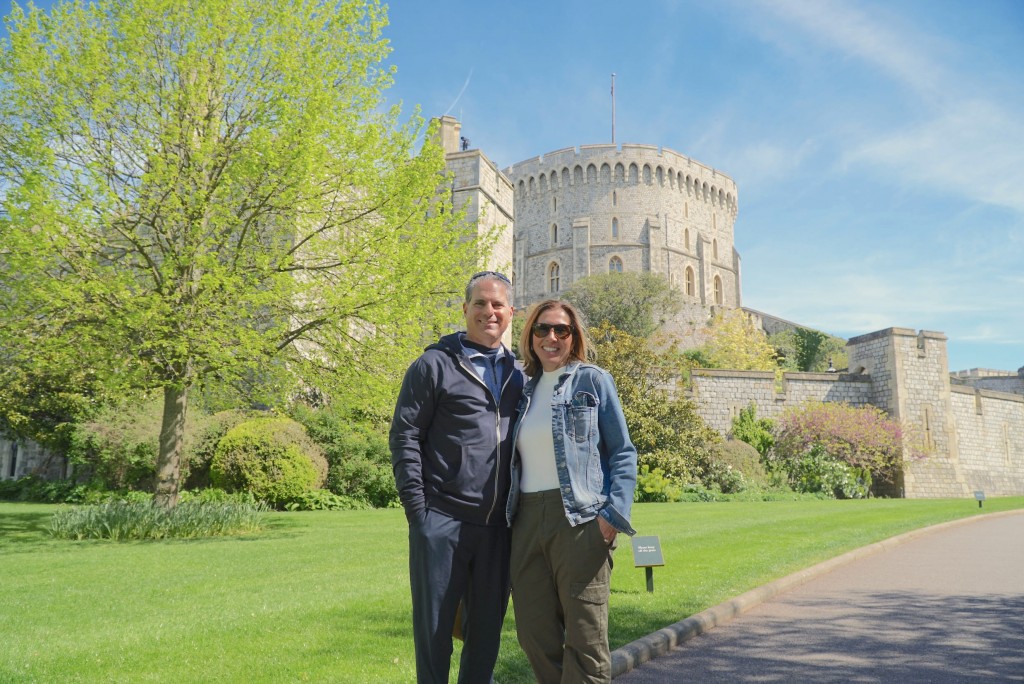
[2,498,1022,683]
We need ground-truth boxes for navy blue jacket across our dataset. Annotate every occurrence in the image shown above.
[390,333,524,526]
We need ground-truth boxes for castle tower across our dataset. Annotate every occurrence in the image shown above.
[846,328,968,498]
[503,144,740,323]
[436,117,515,343]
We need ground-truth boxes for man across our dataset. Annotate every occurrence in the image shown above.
[390,271,524,684]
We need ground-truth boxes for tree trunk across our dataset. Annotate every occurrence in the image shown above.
[154,384,189,509]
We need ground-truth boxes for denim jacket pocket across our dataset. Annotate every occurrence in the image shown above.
[569,391,599,443]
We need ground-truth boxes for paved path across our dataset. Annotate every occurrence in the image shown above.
[612,511,1024,683]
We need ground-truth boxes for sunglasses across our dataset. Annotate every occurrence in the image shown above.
[531,323,574,339]
[470,270,512,285]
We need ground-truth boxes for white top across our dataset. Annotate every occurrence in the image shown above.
[516,368,563,493]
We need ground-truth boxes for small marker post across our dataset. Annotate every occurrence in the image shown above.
[631,535,665,593]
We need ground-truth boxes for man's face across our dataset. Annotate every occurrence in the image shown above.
[463,278,513,348]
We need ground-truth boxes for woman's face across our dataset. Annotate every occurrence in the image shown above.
[531,307,574,373]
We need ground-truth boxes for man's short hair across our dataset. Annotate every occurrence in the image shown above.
[465,271,513,306]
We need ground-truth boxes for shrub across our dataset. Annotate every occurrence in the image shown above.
[634,465,682,503]
[209,417,326,508]
[712,439,771,489]
[730,404,775,459]
[770,401,912,493]
[294,407,398,508]
[782,444,868,499]
[284,490,371,511]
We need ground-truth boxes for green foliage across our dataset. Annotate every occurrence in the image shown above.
[284,490,370,511]
[48,500,268,540]
[770,401,910,493]
[770,328,849,372]
[778,444,869,499]
[713,439,770,484]
[565,272,681,337]
[634,465,682,503]
[590,323,721,487]
[700,309,779,371]
[294,406,399,508]
[730,404,776,458]
[209,417,326,508]
[0,0,484,506]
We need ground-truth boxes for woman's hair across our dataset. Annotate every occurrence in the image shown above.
[518,299,592,377]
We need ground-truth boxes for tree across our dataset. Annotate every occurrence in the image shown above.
[590,323,720,484]
[0,0,482,507]
[700,309,779,371]
[770,327,848,372]
[565,272,680,338]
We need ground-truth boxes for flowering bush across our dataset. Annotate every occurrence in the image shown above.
[770,401,912,494]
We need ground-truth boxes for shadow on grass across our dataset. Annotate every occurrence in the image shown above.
[0,506,57,552]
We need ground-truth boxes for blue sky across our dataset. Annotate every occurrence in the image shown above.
[378,0,1024,373]
[4,0,1021,372]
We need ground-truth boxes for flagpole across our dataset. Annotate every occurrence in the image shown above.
[611,73,616,144]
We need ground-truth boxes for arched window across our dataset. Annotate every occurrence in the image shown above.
[611,217,619,240]
[549,262,560,292]
[685,267,695,296]
[684,228,690,250]
[714,275,723,305]
[609,256,623,273]
[551,223,558,246]
[612,191,617,207]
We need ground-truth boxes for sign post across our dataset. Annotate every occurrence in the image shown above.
[631,535,664,593]
[974,491,986,508]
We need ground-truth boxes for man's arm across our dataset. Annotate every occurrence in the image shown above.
[389,357,435,523]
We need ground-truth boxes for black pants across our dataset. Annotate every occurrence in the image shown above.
[408,508,511,684]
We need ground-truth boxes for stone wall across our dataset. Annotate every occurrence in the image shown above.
[689,327,1024,498]
[0,434,68,481]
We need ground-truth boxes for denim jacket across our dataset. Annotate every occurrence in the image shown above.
[506,361,638,535]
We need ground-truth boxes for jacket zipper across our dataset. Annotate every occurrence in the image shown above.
[459,356,505,525]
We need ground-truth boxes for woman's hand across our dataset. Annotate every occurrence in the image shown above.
[598,516,617,545]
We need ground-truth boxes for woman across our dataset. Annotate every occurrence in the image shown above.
[506,299,638,683]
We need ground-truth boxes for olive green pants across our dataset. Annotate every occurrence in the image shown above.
[511,489,615,684]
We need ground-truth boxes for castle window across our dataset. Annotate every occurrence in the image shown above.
[551,223,558,246]
[684,227,690,249]
[573,165,583,185]
[539,174,548,192]
[685,267,695,296]
[713,239,719,260]
[628,164,639,184]
[550,170,558,189]
[549,262,560,292]
[609,256,623,273]
[614,163,625,183]
[612,191,617,207]
[552,197,557,213]
[656,166,664,186]
[562,168,570,187]
[601,164,611,183]
[643,165,652,184]
[587,164,597,183]
[713,275,723,305]
[611,217,619,240]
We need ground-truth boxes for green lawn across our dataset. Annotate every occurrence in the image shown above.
[2,497,1022,683]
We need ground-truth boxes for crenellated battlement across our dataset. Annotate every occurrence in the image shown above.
[504,143,738,215]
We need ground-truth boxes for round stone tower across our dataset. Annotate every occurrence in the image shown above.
[504,143,740,319]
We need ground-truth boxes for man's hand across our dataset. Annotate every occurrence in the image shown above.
[598,516,616,545]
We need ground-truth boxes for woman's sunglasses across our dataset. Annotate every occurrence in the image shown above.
[531,323,574,339]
